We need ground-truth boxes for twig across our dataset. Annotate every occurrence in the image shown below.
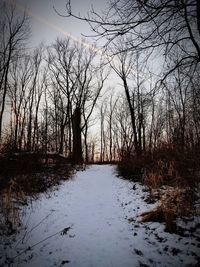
[15,212,53,248]
[12,226,71,260]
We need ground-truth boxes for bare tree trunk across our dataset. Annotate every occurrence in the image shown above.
[83,124,89,163]
[122,78,140,155]
[0,54,10,141]
[72,107,83,163]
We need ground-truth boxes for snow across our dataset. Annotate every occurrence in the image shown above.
[0,165,200,266]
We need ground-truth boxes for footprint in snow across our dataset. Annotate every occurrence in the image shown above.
[134,248,143,256]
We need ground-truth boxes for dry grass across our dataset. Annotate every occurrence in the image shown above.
[0,166,74,235]
[0,178,26,235]
[142,158,191,188]
[140,186,197,232]
[118,148,200,233]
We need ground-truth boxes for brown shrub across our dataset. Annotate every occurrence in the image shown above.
[140,187,197,232]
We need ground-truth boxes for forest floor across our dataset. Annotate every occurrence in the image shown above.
[0,165,200,267]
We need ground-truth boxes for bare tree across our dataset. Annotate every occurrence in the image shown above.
[99,100,107,163]
[105,91,118,161]
[109,41,150,155]
[47,38,75,155]
[47,38,108,162]
[26,46,43,151]
[64,0,200,82]
[0,1,30,142]
[8,55,32,151]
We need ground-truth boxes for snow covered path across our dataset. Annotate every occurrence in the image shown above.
[2,165,136,267]
[57,165,135,267]
[1,165,200,266]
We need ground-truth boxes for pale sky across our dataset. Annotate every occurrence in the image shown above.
[13,0,107,47]
[13,0,151,98]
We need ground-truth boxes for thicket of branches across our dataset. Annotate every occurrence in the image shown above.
[0,2,108,163]
[0,0,200,170]
[64,0,200,163]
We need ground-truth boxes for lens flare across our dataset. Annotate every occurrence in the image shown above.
[10,0,102,55]
[9,0,152,85]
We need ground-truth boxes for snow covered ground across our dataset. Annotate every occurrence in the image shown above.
[0,165,200,266]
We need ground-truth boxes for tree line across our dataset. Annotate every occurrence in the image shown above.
[0,0,200,165]
[64,0,200,162]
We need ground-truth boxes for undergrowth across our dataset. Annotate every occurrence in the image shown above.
[0,166,74,236]
[118,147,200,232]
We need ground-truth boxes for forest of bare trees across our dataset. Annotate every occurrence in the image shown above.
[62,0,200,170]
[0,0,200,171]
[0,2,109,163]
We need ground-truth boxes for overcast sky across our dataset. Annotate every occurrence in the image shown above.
[14,0,107,47]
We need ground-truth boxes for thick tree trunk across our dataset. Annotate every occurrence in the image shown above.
[72,107,83,163]
[122,78,141,155]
